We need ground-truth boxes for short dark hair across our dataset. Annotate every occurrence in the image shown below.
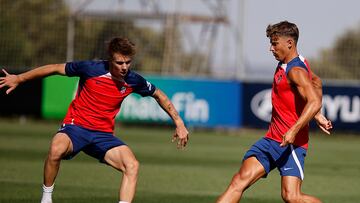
[266,21,299,45]
[107,37,136,58]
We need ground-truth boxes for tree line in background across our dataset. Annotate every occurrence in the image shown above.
[0,0,359,80]
[0,0,201,74]
[0,0,67,69]
[310,27,360,80]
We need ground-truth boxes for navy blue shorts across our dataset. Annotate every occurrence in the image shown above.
[58,124,126,162]
[243,137,307,180]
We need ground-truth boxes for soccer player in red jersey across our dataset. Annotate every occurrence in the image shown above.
[217,21,333,203]
[0,37,189,203]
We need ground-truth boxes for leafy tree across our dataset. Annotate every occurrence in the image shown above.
[78,19,166,73]
[311,26,360,80]
[0,0,69,69]
[0,10,28,68]
[0,0,205,75]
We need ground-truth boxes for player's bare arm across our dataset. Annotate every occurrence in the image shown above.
[311,71,333,134]
[314,113,333,134]
[152,88,189,149]
[0,64,66,94]
[280,67,322,147]
[311,72,322,97]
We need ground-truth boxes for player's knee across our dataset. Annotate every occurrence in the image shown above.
[48,143,68,161]
[124,159,139,177]
[281,191,300,203]
[230,172,250,192]
[47,134,71,161]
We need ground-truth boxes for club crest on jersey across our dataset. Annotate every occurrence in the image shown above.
[120,86,126,94]
[276,74,283,84]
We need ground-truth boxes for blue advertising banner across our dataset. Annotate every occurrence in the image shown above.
[118,76,242,128]
[242,82,360,131]
[42,75,242,128]
[322,85,360,130]
[242,82,272,129]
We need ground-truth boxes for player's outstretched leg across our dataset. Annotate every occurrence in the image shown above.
[217,157,266,203]
[281,176,322,203]
[41,133,73,203]
[104,145,139,203]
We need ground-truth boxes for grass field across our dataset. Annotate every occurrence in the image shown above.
[0,118,360,203]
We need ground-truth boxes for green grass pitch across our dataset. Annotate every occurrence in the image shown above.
[0,118,360,203]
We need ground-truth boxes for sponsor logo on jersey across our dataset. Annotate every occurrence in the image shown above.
[276,74,283,84]
[146,81,152,91]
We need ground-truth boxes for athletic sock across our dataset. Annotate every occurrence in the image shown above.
[119,201,130,203]
[41,184,54,203]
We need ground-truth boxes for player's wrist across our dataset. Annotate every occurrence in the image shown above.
[17,74,25,84]
[174,119,185,128]
[314,112,322,121]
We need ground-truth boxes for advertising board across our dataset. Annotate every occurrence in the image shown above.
[42,75,242,128]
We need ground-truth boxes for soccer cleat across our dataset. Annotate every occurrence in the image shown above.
[40,198,52,203]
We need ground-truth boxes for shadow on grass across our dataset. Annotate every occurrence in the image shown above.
[133,192,278,203]
[0,179,277,203]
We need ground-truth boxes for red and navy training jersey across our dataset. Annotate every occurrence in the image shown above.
[62,60,156,133]
[265,55,312,149]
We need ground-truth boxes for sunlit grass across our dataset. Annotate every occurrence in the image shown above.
[0,118,359,202]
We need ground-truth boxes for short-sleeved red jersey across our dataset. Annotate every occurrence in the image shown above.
[265,55,312,149]
[62,60,156,133]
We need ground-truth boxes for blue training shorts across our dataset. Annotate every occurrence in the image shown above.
[243,137,307,180]
[58,124,126,162]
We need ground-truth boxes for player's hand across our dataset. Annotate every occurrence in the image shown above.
[280,131,296,147]
[315,113,333,135]
[0,69,20,94]
[172,125,189,149]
